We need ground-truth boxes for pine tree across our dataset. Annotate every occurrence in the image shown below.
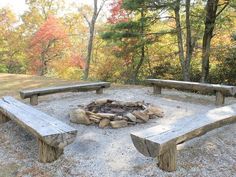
[102,0,155,84]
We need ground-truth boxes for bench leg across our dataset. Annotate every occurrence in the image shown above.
[96,88,103,94]
[158,144,177,172]
[38,139,64,163]
[153,85,161,94]
[0,113,10,124]
[215,91,225,105]
[30,95,38,105]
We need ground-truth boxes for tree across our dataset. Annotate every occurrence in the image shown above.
[79,0,107,80]
[107,0,129,24]
[0,8,26,73]
[30,16,69,75]
[103,0,148,83]
[201,0,229,82]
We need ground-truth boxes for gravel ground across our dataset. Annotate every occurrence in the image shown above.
[0,86,235,177]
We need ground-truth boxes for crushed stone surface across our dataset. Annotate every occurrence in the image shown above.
[0,86,235,177]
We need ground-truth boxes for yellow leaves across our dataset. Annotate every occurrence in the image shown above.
[50,58,83,80]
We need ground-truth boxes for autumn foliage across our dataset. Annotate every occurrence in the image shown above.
[29,16,70,75]
[31,16,68,47]
[107,0,129,24]
[0,0,235,84]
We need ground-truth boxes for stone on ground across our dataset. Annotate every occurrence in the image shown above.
[110,120,128,128]
[99,118,110,128]
[70,108,91,125]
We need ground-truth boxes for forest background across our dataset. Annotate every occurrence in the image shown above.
[0,0,235,85]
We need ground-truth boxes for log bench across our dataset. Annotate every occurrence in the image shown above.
[146,79,236,105]
[0,96,77,163]
[20,82,111,105]
[131,104,236,172]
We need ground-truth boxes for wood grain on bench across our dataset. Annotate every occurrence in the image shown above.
[131,104,236,171]
[146,79,236,105]
[20,82,111,105]
[0,96,77,162]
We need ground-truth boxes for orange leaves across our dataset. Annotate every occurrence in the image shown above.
[30,15,70,56]
[29,15,71,75]
[31,16,68,46]
[70,54,85,69]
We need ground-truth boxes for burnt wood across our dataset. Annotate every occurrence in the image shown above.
[131,104,236,172]
[20,82,110,105]
[146,79,236,105]
[0,96,77,162]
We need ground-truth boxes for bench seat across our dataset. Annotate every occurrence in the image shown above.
[131,104,236,171]
[146,79,236,105]
[0,96,77,162]
[20,82,111,105]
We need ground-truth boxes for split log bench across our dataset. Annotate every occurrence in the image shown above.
[146,79,236,105]
[131,104,236,172]
[0,96,77,163]
[20,82,111,105]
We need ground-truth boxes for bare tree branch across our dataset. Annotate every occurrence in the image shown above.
[216,1,229,17]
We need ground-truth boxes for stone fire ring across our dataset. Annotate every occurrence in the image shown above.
[69,99,164,128]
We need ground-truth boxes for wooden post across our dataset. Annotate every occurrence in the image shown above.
[38,139,63,163]
[215,91,225,105]
[0,113,9,124]
[30,95,38,105]
[158,144,177,172]
[153,85,162,94]
[96,88,103,94]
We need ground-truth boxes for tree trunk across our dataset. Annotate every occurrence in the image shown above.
[84,0,98,80]
[201,0,218,83]
[133,9,145,84]
[174,0,194,81]
[84,23,95,80]
[39,52,47,76]
[133,45,145,84]
[185,0,192,81]
[174,0,188,81]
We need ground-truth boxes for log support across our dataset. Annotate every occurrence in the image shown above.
[215,91,225,106]
[158,144,177,172]
[38,139,64,163]
[96,88,103,94]
[30,95,38,106]
[153,85,162,94]
[0,113,10,124]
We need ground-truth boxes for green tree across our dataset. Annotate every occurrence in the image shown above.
[103,0,158,83]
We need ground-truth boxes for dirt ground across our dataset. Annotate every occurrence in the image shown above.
[0,74,235,177]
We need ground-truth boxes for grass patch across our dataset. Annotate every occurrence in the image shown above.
[0,73,82,98]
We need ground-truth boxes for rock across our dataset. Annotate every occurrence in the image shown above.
[70,108,91,125]
[145,106,164,118]
[132,111,149,122]
[125,113,137,122]
[99,118,110,128]
[110,120,128,128]
[94,98,109,105]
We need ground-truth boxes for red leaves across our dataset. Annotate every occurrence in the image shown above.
[29,15,70,75]
[107,0,129,24]
[70,54,85,69]
[31,16,68,47]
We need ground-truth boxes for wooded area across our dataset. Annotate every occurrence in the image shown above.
[0,0,235,84]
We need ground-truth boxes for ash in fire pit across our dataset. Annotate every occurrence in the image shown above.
[70,99,164,128]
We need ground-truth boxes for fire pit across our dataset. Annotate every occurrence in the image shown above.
[70,99,164,128]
